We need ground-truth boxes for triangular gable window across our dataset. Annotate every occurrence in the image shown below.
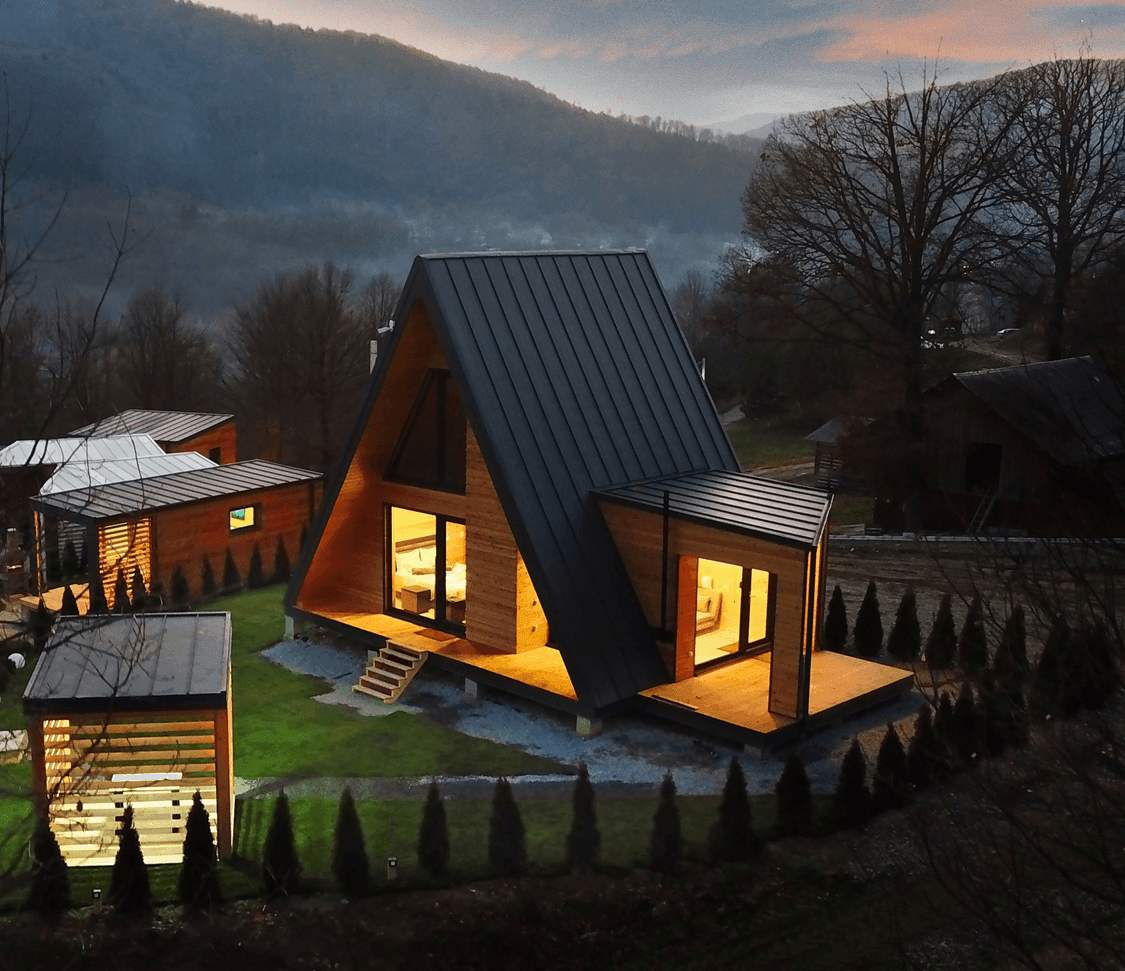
[385,369,466,493]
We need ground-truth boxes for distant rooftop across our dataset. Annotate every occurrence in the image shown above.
[23,613,232,713]
[38,450,217,496]
[0,434,165,469]
[70,409,234,444]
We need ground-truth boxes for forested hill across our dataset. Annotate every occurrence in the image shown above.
[0,0,759,314]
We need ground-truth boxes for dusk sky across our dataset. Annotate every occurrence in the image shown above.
[205,0,1125,128]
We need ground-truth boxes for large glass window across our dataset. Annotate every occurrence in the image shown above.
[388,506,467,631]
[694,558,775,671]
[384,370,466,493]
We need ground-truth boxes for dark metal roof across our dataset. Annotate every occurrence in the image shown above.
[954,357,1125,467]
[70,409,234,444]
[598,470,833,549]
[23,613,231,713]
[290,250,739,712]
[805,417,872,446]
[31,459,320,522]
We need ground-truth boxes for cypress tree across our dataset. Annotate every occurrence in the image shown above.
[114,569,131,613]
[1031,616,1081,720]
[272,536,291,584]
[247,542,265,589]
[1077,620,1119,712]
[178,791,221,908]
[774,752,812,836]
[45,547,62,584]
[24,820,69,915]
[979,671,1008,759]
[853,581,884,657]
[650,772,682,873]
[201,555,216,597]
[487,777,527,876]
[952,685,981,764]
[130,566,147,607]
[31,598,53,653]
[566,762,601,870]
[331,787,369,898]
[907,705,943,790]
[995,605,1029,679]
[831,738,869,829]
[925,594,958,669]
[933,691,957,763]
[88,576,109,614]
[886,587,922,662]
[262,790,301,897]
[171,566,190,605]
[61,538,79,578]
[222,548,241,591]
[870,723,910,814]
[417,780,450,877]
[957,595,988,672]
[109,805,151,913]
[708,756,760,862]
[824,584,848,652]
[59,585,79,617]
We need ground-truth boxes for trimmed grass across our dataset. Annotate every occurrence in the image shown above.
[0,658,35,733]
[829,494,874,529]
[726,420,816,469]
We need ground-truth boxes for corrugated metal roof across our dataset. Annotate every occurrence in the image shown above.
[23,613,231,711]
[954,357,1125,466]
[598,470,833,549]
[31,459,320,521]
[297,250,739,712]
[0,434,165,468]
[38,451,216,495]
[805,417,872,445]
[70,409,234,444]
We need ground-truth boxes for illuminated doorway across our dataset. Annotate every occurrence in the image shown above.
[694,557,775,671]
[387,506,466,633]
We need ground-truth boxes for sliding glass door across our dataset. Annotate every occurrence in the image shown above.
[387,505,466,633]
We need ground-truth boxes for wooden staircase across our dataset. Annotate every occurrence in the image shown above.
[968,484,999,535]
[353,642,427,703]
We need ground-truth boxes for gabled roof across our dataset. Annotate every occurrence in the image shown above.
[952,357,1125,466]
[38,450,216,495]
[805,417,872,446]
[32,459,320,522]
[70,409,234,444]
[0,434,165,469]
[23,613,231,713]
[598,470,833,549]
[293,250,738,711]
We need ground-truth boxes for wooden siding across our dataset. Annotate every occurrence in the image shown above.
[166,420,238,464]
[31,706,231,865]
[599,500,810,717]
[150,479,321,602]
[98,519,152,608]
[674,556,698,681]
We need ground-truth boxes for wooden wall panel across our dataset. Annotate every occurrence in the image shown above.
[514,551,549,651]
[167,421,238,464]
[674,556,698,681]
[98,518,152,607]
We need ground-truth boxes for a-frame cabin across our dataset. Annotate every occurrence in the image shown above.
[287,251,911,755]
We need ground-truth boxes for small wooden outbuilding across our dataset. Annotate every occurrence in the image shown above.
[71,409,238,465]
[23,612,233,866]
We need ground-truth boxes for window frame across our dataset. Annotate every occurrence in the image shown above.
[228,503,261,534]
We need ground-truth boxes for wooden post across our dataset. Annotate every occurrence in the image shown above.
[213,686,234,860]
[27,715,49,826]
[674,556,698,681]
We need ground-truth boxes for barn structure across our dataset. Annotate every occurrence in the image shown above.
[23,612,233,865]
[31,460,323,609]
[287,251,911,754]
[71,409,238,465]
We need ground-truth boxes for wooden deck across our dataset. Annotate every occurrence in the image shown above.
[18,584,91,614]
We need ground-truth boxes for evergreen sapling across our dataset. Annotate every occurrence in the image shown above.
[831,738,869,829]
[650,772,682,873]
[331,786,369,898]
[171,566,190,605]
[59,585,79,617]
[870,724,909,814]
[24,820,70,915]
[995,605,1028,679]
[31,598,52,653]
[222,548,241,591]
[272,536,291,584]
[906,705,943,790]
[824,584,849,652]
[109,805,151,913]
[178,790,221,908]
[925,594,958,669]
[957,595,988,671]
[130,566,147,608]
[775,752,812,836]
[708,756,760,861]
[853,581,884,657]
[247,542,264,589]
[952,685,981,764]
[201,555,216,597]
[418,780,450,877]
[886,587,921,662]
[61,538,79,579]
[262,790,301,897]
[88,576,109,614]
[566,762,601,870]
[487,777,527,876]
[114,569,131,613]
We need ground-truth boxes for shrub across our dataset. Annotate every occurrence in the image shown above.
[979,671,1009,758]
[907,705,943,790]
[88,576,109,614]
[566,762,601,870]
[952,685,981,764]
[31,598,53,652]
[332,787,369,898]
[957,595,988,671]
[109,805,151,913]
[178,791,221,908]
[708,756,760,862]
[831,739,869,829]
[262,790,301,897]
[61,538,79,578]
[222,548,241,591]
[886,587,921,662]
[171,566,190,606]
[1078,620,1119,711]
[272,536,291,584]
[824,584,848,652]
[114,569,131,613]
[418,780,450,877]
[130,566,147,606]
[488,777,527,876]
[775,752,812,836]
[1031,616,1081,721]
[201,555,216,597]
[933,691,956,761]
[45,547,62,584]
[247,542,265,589]
[925,593,958,669]
[994,605,1028,678]
[853,581,883,657]
[650,772,682,873]
[25,820,69,915]
[59,585,79,617]
[870,724,910,814]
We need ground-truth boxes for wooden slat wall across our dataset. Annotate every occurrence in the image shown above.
[35,708,229,866]
[674,556,698,681]
[599,500,809,715]
[152,479,321,602]
[98,518,152,608]
[168,421,238,464]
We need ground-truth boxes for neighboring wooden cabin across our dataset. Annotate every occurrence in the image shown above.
[865,358,1125,534]
[288,251,910,754]
[805,418,871,491]
[23,613,234,865]
[31,461,322,608]
[72,409,238,465]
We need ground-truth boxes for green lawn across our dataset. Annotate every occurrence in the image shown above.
[726,420,816,469]
[829,494,874,529]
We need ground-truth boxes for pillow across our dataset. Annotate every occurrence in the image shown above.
[450,562,466,576]
[397,549,422,573]
[699,576,713,589]
[412,565,436,575]
[419,546,437,568]
[697,592,712,614]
